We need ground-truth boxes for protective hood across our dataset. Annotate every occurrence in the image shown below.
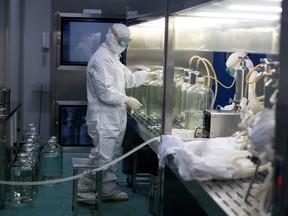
[105,23,131,55]
[226,52,254,71]
[225,52,254,78]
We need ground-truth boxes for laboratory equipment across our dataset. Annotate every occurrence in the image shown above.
[234,56,250,108]
[203,55,251,138]
[203,110,241,138]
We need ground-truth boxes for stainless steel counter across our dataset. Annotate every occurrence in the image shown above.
[129,112,269,216]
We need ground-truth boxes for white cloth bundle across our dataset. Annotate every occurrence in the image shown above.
[159,135,259,181]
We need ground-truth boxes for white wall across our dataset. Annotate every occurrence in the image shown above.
[9,0,23,103]
[22,0,51,140]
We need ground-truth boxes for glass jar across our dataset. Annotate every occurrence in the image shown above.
[146,70,163,120]
[23,124,42,149]
[40,138,62,181]
[11,156,34,203]
[185,79,214,130]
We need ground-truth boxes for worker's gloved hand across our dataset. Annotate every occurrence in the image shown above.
[125,96,142,110]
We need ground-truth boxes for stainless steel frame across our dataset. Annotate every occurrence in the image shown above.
[274,0,288,215]
[51,13,126,138]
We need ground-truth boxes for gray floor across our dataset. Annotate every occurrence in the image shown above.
[1,153,153,216]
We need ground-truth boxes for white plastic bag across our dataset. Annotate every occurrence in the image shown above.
[173,137,257,181]
[157,135,185,167]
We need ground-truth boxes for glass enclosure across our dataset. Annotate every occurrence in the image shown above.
[126,18,166,135]
[167,0,281,136]
[126,0,282,137]
[171,0,281,54]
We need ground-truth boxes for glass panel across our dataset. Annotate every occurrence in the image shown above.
[59,106,93,146]
[169,0,281,138]
[172,0,281,54]
[126,18,165,135]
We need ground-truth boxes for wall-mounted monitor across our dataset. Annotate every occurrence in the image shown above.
[56,13,126,70]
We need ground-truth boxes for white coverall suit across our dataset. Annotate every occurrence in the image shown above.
[85,23,149,198]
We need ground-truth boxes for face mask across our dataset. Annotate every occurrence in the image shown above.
[110,27,132,48]
[226,67,236,77]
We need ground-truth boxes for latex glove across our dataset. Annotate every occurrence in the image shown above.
[125,96,142,110]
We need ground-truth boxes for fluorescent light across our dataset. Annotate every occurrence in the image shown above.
[229,5,282,13]
[175,17,237,28]
[194,12,280,21]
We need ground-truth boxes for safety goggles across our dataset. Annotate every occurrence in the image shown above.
[110,27,132,47]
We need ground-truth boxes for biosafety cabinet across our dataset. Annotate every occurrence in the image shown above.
[126,0,287,215]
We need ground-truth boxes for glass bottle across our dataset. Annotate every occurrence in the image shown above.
[173,71,184,122]
[134,82,148,115]
[180,69,193,127]
[40,137,62,181]
[23,124,42,149]
[147,69,163,120]
[11,154,34,203]
[185,77,214,130]
[21,142,40,182]
[49,136,63,176]
[133,67,151,116]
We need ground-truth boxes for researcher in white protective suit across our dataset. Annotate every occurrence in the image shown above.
[78,23,156,203]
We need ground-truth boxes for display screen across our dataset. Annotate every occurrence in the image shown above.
[61,18,114,65]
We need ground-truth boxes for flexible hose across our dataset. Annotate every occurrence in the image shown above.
[244,64,263,98]
[188,55,202,69]
[203,75,236,89]
[198,58,218,110]
[231,156,271,174]
[188,55,218,110]
[234,130,250,150]
[0,136,160,186]
[196,58,211,88]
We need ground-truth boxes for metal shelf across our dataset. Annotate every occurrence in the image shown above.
[199,173,270,216]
